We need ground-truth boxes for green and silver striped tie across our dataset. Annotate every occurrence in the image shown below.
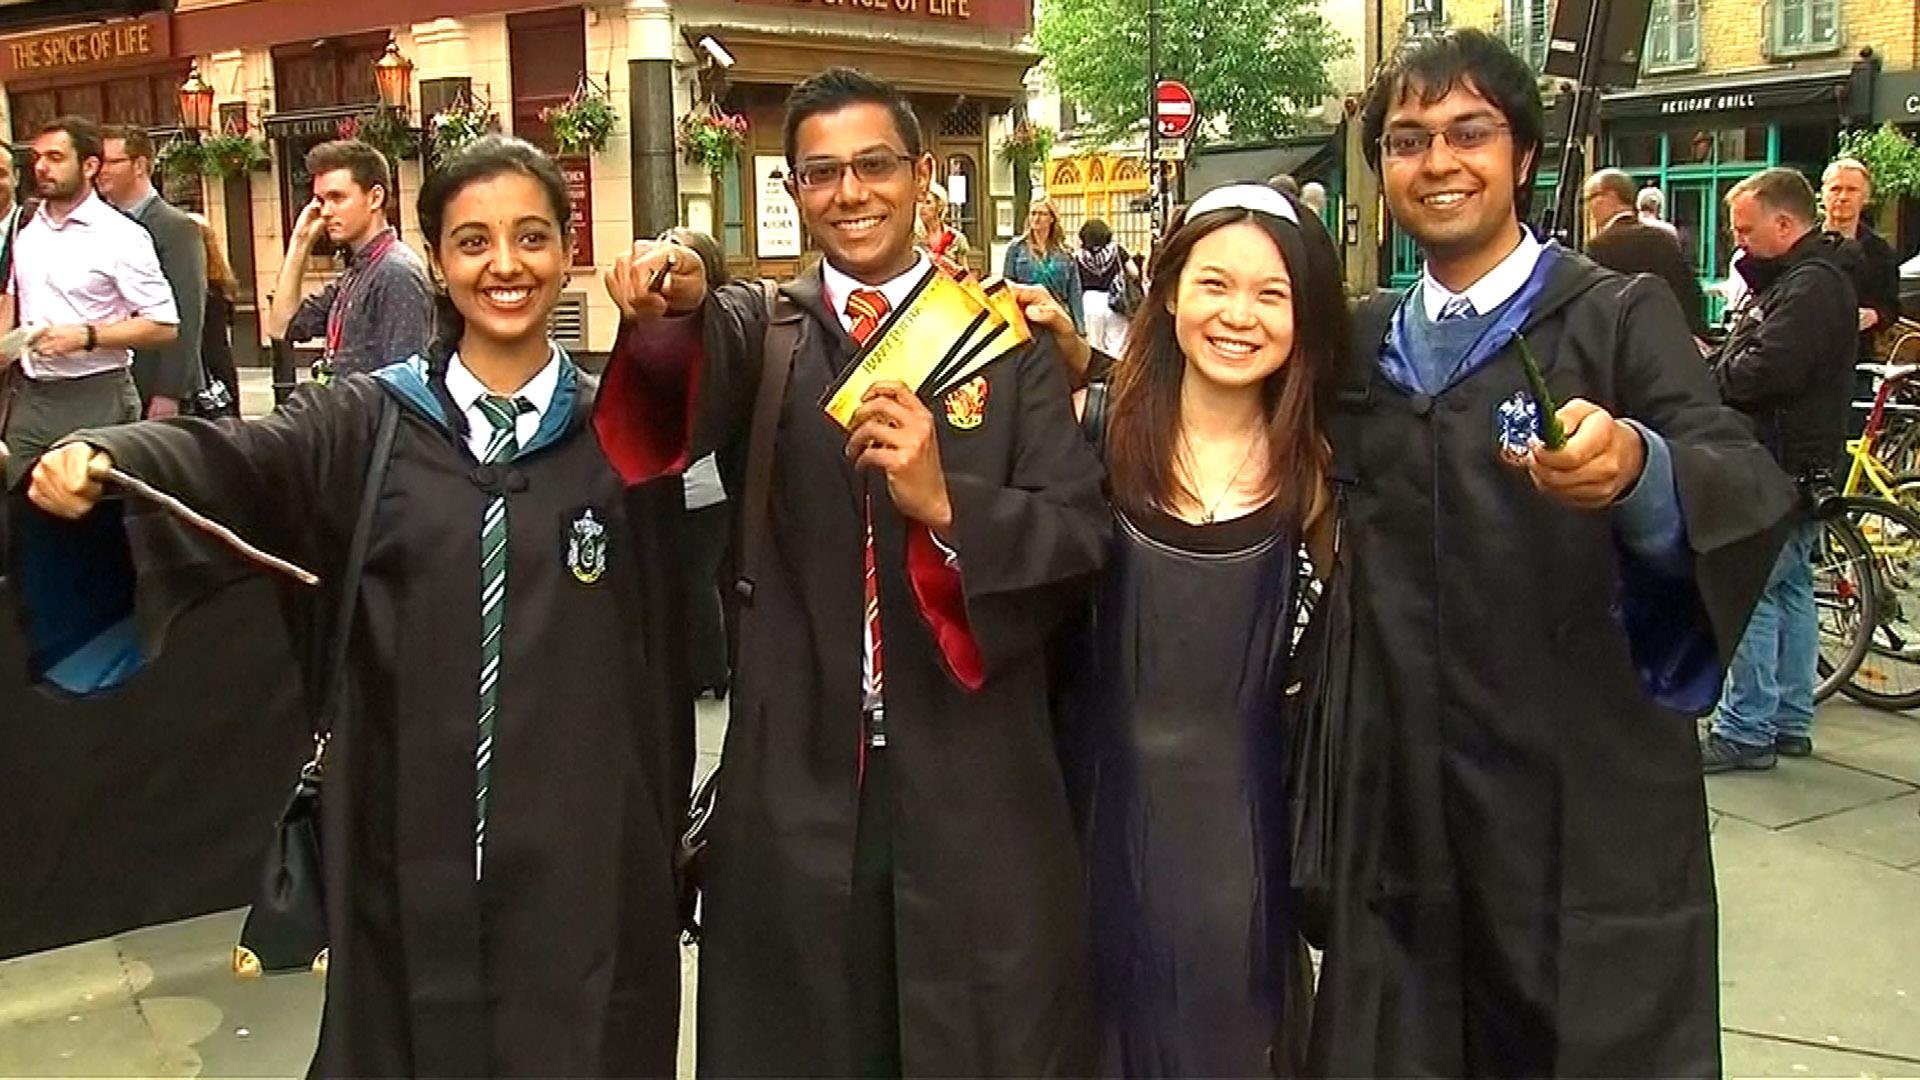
[475,393,532,879]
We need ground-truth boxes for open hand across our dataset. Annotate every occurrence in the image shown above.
[29,443,113,520]
[845,381,953,534]
[1523,398,1646,510]
[606,239,707,321]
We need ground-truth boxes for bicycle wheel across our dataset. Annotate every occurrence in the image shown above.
[1833,496,1920,711]
[1814,509,1877,702]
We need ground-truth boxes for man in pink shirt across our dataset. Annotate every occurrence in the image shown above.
[2,115,177,489]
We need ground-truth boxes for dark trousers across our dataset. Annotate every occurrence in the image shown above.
[682,502,731,692]
[848,744,902,1078]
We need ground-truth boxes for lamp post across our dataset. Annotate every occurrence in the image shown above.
[178,64,214,134]
[374,37,414,116]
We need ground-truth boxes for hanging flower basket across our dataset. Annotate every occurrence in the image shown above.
[541,75,617,156]
[199,132,270,177]
[998,120,1054,167]
[677,110,748,173]
[155,137,208,184]
[338,107,421,162]
[429,95,500,164]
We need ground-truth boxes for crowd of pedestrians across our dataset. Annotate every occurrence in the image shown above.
[2,22,1912,1080]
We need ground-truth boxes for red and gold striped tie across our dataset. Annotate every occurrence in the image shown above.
[847,289,892,721]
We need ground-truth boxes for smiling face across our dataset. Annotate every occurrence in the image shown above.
[1381,81,1531,284]
[1172,220,1296,394]
[428,171,571,353]
[788,102,930,285]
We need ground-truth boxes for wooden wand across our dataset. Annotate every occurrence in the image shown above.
[101,467,321,587]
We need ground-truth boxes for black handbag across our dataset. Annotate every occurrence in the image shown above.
[233,397,398,977]
[1285,360,1368,949]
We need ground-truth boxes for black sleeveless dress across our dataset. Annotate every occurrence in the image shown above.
[1061,501,1316,1077]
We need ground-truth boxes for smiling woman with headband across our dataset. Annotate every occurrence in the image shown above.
[1056,181,1349,1077]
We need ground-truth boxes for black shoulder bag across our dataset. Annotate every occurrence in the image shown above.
[675,280,801,943]
[1286,322,1375,949]
[233,396,400,977]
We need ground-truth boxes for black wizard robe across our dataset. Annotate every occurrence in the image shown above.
[597,266,1109,1076]
[12,357,690,1078]
[1306,248,1798,1077]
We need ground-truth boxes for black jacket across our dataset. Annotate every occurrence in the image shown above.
[1830,222,1902,359]
[1713,230,1858,479]
[1586,215,1708,337]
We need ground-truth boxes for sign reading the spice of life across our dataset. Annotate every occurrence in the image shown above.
[725,0,1029,31]
[755,155,803,259]
[1155,80,1197,141]
[0,14,170,81]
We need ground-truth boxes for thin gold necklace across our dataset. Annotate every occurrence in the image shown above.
[1181,429,1262,524]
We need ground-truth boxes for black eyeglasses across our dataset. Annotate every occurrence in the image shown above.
[1379,119,1511,160]
[792,150,914,191]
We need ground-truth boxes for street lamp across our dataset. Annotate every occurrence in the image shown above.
[178,63,214,133]
[374,37,414,115]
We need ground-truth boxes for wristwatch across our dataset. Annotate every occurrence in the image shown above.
[83,324,97,351]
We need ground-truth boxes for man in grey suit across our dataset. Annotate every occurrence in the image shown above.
[96,125,206,418]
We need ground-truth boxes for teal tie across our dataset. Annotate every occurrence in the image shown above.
[475,393,533,878]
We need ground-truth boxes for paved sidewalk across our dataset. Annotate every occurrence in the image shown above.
[1,698,1914,1077]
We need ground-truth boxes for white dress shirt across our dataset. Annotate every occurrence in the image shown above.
[1420,226,1545,322]
[443,346,562,462]
[820,253,933,335]
[12,190,179,380]
[819,254,936,723]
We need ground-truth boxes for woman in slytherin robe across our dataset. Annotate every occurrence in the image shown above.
[20,136,689,1079]
[1060,182,1346,1077]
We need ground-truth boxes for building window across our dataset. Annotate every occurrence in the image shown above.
[1504,0,1548,69]
[1643,0,1700,72]
[1769,0,1839,56]
[1058,98,1080,134]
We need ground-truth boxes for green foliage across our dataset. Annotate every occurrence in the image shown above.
[1834,123,1920,210]
[155,138,207,183]
[677,110,749,173]
[337,108,420,161]
[542,79,617,156]
[1036,0,1350,144]
[430,96,499,165]
[199,133,269,177]
[999,121,1055,165]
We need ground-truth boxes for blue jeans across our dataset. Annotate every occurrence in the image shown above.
[1714,521,1820,747]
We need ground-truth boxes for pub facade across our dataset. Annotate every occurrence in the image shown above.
[0,0,1042,360]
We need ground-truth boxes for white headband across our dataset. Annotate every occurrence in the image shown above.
[1186,183,1301,226]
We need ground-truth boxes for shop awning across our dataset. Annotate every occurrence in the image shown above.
[1600,67,1853,121]
[682,26,1037,104]
[1186,134,1334,192]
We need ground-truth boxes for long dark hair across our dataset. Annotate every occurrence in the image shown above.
[417,135,571,370]
[1104,200,1347,529]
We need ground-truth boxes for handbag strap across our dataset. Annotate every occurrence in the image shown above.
[1080,378,1110,458]
[316,394,400,738]
[734,279,802,607]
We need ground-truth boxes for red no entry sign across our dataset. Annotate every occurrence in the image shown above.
[1155,79,1196,140]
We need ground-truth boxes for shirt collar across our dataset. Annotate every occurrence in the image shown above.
[38,189,109,229]
[1601,210,1636,233]
[1420,227,1543,322]
[820,253,933,329]
[125,190,160,219]
[350,226,397,266]
[444,343,564,422]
